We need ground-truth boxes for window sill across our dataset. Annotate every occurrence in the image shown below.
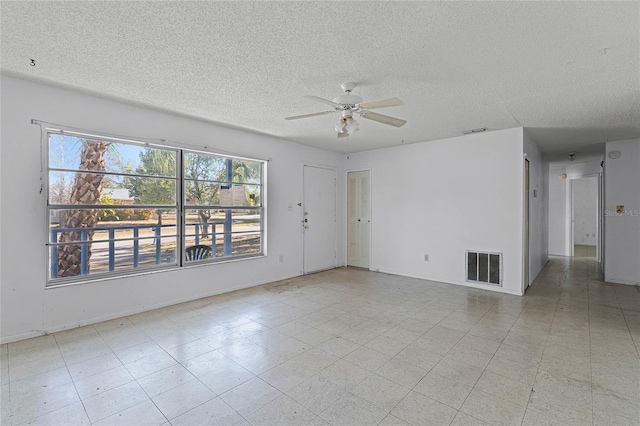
[46,253,266,289]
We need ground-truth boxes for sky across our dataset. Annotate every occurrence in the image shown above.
[49,134,146,172]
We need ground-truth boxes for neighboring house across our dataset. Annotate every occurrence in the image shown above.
[50,188,135,223]
[102,188,135,205]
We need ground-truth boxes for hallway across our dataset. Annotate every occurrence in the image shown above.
[523,254,639,424]
[2,255,639,425]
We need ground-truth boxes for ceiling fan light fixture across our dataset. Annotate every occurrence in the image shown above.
[346,117,359,133]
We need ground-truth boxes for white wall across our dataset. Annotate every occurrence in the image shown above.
[523,130,549,288]
[0,76,558,343]
[572,177,598,246]
[604,139,640,285]
[0,76,344,343]
[345,128,527,295]
[548,165,571,256]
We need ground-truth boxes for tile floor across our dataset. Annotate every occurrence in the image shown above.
[1,254,639,425]
[573,246,597,258]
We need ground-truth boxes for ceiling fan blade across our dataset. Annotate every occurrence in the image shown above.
[358,97,404,110]
[285,111,334,120]
[361,111,407,127]
[304,95,339,107]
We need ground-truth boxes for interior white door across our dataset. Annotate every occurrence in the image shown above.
[347,170,370,268]
[303,165,336,273]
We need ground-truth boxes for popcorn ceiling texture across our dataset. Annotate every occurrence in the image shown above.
[1,1,638,158]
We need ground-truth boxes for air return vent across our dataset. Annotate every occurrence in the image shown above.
[466,251,502,286]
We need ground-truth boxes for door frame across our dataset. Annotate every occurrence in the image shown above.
[346,168,372,269]
[598,172,603,264]
[523,158,530,293]
[569,178,574,257]
[302,163,338,274]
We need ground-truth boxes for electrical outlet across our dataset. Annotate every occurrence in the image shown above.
[424,254,429,261]
[279,254,284,262]
[287,204,293,211]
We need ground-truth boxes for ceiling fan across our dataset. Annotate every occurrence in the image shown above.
[285,82,406,138]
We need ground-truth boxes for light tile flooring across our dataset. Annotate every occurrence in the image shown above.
[1,255,639,425]
[573,245,597,258]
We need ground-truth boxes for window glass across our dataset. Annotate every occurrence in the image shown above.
[47,132,264,284]
[182,152,263,264]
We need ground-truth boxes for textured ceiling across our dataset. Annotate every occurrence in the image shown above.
[2,1,639,161]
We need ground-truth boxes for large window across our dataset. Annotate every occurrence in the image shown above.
[47,131,265,285]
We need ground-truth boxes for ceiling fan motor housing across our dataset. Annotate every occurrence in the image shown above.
[333,93,363,108]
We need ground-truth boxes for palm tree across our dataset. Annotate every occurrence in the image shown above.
[231,160,260,184]
[56,139,108,277]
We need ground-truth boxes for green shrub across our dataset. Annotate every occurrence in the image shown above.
[136,209,153,220]
[118,208,135,220]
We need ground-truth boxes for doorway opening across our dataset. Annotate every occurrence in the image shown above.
[570,177,599,260]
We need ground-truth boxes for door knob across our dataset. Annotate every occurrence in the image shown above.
[304,225,309,229]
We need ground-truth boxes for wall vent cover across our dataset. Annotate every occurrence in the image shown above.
[466,251,502,286]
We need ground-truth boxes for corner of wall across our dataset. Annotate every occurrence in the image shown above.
[603,139,640,285]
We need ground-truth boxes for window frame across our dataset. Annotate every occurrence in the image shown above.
[45,128,266,287]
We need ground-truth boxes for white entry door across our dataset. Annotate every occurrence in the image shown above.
[347,170,370,268]
[303,165,337,273]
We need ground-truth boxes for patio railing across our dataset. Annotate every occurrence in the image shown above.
[49,221,229,278]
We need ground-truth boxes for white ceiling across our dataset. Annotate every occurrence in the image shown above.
[2,2,638,161]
